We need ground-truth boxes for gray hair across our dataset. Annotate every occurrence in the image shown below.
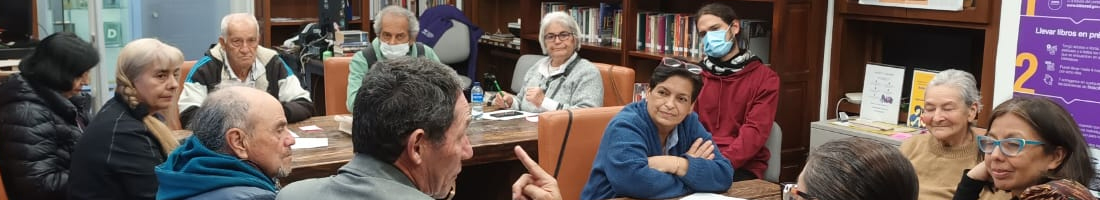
[188,84,256,154]
[220,13,260,37]
[351,57,463,164]
[927,69,982,109]
[373,6,420,40]
[538,11,582,54]
[802,137,919,200]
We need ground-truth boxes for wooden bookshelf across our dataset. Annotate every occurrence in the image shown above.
[254,0,371,47]
[515,0,828,183]
[826,0,1000,127]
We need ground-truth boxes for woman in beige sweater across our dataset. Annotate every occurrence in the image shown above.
[899,69,1010,200]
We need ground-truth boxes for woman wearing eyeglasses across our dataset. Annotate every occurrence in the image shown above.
[786,137,919,200]
[954,97,1095,200]
[692,3,780,182]
[899,69,1011,200]
[491,11,603,112]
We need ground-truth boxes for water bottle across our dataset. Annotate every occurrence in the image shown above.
[471,82,484,118]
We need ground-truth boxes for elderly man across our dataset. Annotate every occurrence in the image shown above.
[180,13,314,125]
[345,5,440,112]
[278,57,470,200]
[155,85,296,200]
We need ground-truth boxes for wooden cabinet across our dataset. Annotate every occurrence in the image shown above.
[826,0,1001,127]
[515,0,827,182]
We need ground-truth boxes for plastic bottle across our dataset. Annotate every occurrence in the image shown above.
[471,82,484,118]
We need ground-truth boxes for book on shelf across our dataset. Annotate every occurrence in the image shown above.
[635,11,771,62]
[539,2,622,47]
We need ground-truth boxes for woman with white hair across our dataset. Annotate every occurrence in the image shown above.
[492,11,603,112]
[899,69,1010,200]
[69,38,184,199]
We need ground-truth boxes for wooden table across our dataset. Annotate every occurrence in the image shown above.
[610,179,782,200]
[172,115,538,184]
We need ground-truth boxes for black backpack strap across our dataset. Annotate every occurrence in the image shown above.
[361,45,378,67]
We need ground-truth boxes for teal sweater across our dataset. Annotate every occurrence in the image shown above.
[581,101,735,199]
[155,137,278,200]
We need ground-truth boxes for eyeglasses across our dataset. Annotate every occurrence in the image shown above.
[661,57,703,74]
[977,135,1045,157]
[782,183,814,200]
[543,32,574,42]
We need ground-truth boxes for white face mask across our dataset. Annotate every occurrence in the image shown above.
[380,42,410,58]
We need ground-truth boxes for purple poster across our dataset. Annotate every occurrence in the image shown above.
[1014,0,1100,148]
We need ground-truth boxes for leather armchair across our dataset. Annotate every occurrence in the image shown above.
[323,57,352,115]
[537,106,624,199]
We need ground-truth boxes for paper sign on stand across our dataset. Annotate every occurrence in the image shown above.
[859,63,906,124]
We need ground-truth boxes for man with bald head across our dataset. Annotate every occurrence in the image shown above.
[179,13,314,125]
[156,85,296,200]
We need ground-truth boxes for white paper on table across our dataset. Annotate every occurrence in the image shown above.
[299,125,323,131]
[480,110,537,121]
[291,138,328,149]
[289,130,300,138]
[680,193,746,200]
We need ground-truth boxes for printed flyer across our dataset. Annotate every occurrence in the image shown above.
[1014,0,1100,147]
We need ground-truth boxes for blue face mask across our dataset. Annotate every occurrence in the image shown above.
[703,29,733,58]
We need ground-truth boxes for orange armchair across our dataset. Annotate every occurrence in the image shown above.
[592,63,635,107]
[166,60,196,130]
[323,57,352,115]
[537,106,624,200]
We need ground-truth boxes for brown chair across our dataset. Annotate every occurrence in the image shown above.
[591,63,635,107]
[537,106,624,200]
[166,60,196,130]
[323,57,353,115]
[0,166,7,200]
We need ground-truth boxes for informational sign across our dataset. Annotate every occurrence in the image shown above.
[907,69,937,128]
[858,0,964,11]
[104,22,122,47]
[860,63,906,124]
[1013,0,1100,148]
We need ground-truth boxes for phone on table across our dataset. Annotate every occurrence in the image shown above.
[490,111,523,118]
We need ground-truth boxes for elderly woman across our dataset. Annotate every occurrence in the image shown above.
[789,137,918,200]
[0,32,97,200]
[492,11,603,112]
[68,38,184,199]
[955,97,1095,200]
[899,69,1010,200]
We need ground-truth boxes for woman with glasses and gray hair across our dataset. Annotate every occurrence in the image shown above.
[954,97,1095,200]
[786,137,919,200]
[491,11,603,113]
[899,69,1011,200]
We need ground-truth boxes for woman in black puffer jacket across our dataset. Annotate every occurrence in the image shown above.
[0,32,98,200]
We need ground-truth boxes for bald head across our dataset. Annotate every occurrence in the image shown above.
[189,84,279,153]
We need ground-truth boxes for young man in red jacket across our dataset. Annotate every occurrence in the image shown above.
[693,3,780,181]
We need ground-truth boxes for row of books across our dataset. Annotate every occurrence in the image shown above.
[369,0,463,20]
[636,12,772,63]
[541,2,623,46]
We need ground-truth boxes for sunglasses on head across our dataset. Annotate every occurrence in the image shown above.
[661,57,703,74]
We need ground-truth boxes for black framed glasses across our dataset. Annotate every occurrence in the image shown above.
[543,32,574,42]
[977,135,1045,157]
[782,183,814,200]
[660,57,703,74]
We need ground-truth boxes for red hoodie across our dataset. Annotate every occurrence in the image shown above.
[694,59,779,179]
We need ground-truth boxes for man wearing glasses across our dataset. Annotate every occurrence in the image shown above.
[180,13,314,124]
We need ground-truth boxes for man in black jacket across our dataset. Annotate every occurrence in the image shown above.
[179,13,314,124]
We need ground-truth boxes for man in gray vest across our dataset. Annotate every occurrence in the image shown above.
[345,5,440,113]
